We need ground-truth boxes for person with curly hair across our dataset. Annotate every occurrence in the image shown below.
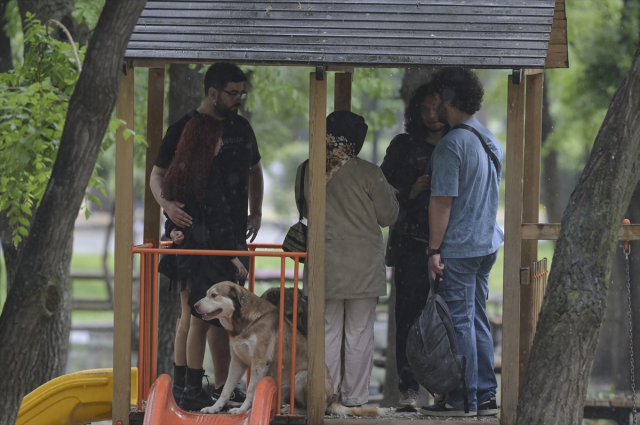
[158,113,249,412]
[421,67,503,417]
[380,82,448,411]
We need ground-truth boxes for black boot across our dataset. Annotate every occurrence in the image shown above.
[172,363,186,403]
[178,367,216,412]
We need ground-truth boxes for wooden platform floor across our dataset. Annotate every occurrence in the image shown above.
[324,409,499,424]
[326,418,499,425]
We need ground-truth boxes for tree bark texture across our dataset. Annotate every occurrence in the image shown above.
[540,76,566,224]
[592,183,640,390]
[16,0,91,45]
[156,264,180,377]
[0,1,147,424]
[168,63,203,124]
[154,63,204,377]
[0,0,12,72]
[516,47,640,425]
[382,276,399,407]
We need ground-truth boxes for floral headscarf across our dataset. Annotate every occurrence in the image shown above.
[325,111,368,184]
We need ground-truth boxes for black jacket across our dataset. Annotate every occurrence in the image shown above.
[160,165,238,281]
[380,134,436,263]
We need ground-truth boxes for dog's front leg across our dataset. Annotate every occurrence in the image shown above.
[201,356,247,414]
[228,361,268,414]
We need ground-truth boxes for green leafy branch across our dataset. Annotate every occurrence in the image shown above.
[0,15,145,246]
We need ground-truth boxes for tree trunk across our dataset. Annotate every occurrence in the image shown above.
[399,68,434,105]
[16,0,91,45]
[0,1,146,424]
[592,183,640,391]
[0,0,12,72]
[154,63,204,377]
[168,63,203,124]
[516,46,640,425]
[382,275,399,407]
[540,76,565,224]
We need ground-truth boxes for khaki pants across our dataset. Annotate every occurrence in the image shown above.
[325,297,377,406]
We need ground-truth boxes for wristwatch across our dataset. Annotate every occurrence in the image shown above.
[427,247,441,257]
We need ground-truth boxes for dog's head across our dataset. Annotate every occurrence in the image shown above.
[194,281,248,322]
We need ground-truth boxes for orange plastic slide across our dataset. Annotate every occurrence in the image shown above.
[16,367,138,425]
[143,374,277,425]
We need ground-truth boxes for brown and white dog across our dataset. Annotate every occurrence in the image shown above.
[194,281,379,417]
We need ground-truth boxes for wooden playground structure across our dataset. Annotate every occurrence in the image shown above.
[107,1,638,424]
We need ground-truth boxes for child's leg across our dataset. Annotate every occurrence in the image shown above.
[175,290,191,366]
[186,315,210,369]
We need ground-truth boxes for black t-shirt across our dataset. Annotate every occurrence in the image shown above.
[155,109,261,242]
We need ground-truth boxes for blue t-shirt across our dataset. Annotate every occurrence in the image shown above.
[430,117,504,258]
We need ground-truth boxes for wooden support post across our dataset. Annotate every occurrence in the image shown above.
[307,71,327,425]
[519,73,544,390]
[334,72,352,112]
[501,73,526,425]
[144,68,165,385]
[113,64,135,425]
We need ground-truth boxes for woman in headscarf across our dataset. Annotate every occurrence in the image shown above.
[294,111,399,407]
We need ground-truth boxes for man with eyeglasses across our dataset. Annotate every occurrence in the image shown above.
[150,62,263,410]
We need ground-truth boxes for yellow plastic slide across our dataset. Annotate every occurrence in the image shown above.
[16,368,138,425]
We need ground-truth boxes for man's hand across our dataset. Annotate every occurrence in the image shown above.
[165,201,193,228]
[246,213,262,242]
[409,175,431,199]
[429,253,444,280]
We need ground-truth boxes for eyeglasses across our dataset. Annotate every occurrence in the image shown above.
[221,89,248,101]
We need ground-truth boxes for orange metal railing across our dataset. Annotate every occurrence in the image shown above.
[132,242,306,417]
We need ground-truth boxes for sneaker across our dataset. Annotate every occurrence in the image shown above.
[211,385,246,407]
[477,397,498,416]
[397,389,419,412]
[420,400,476,417]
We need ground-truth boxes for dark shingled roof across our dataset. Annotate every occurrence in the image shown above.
[125,0,557,69]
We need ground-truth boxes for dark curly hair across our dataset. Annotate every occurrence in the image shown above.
[430,67,484,115]
[203,62,247,96]
[404,82,439,137]
[161,114,223,204]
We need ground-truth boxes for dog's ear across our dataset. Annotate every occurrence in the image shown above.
[229,285,246,309]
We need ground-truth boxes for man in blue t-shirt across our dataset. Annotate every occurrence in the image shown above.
[421,68,503,418]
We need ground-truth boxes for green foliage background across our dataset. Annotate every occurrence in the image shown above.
[0,13,145,247]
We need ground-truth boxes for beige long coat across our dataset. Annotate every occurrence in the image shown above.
[295,157,399,299]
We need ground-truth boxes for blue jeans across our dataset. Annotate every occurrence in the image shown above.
[430,251,499,411]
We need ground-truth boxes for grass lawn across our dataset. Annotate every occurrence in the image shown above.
[0,241,556,323]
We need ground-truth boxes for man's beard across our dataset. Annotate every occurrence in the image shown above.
[214,99,238,118]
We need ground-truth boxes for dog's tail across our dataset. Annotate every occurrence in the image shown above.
[326,402,380,418]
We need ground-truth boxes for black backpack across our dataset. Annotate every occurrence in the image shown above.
[406,273,469,413]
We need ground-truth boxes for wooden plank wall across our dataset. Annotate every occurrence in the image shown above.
[307,71,327,425]
[501,74,526,425]
[113,66,135,425]
[545,0,569,68]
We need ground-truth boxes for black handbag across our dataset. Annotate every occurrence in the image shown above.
[282,161,308,263]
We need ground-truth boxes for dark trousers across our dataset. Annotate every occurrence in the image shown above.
[394,237,430,393]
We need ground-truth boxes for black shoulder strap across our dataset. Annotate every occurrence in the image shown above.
[451,123,500,175]
[297,160,309,221]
